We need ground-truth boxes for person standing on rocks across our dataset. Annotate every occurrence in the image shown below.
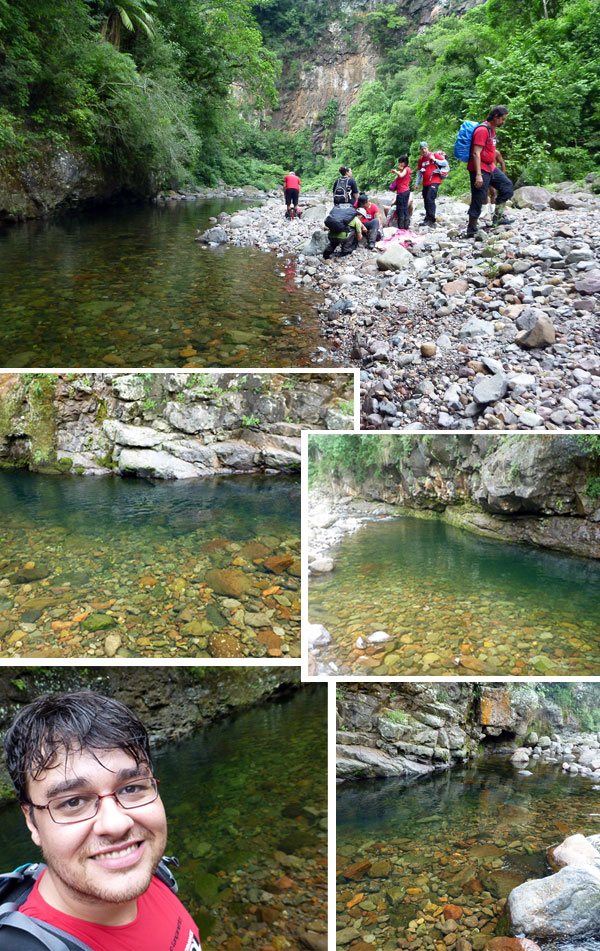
[390,155,412,230]
[466,105,515,237]
[283,169,301,219]
[332,166,359,207]
[0,690,202,950]
[414,142,447,227]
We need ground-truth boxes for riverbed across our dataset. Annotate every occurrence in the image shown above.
[310,515,600,676]
[0,199,327,367]
[0,468,301,658]
[337,757,600,950]
[0,683,327,948]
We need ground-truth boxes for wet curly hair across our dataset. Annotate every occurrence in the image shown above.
[4,690,153,803]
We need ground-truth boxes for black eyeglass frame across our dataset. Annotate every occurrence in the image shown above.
[26,777,160,825]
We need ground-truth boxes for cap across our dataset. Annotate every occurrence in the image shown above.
[419,141,428,149]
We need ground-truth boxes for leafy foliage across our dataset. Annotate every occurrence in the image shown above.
[309,435,417,483]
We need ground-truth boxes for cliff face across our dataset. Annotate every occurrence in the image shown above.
[0,372,353,480]
[317,434,600,559]
[269,0,485,144]
[337,683,598,779]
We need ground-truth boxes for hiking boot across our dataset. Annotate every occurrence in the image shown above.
[466,216,479,238]
[492,214,515,227]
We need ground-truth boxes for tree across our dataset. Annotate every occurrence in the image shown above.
[97,0,157,50]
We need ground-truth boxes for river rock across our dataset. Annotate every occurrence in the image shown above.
[310,557,335,573]
[164,402,223,433]
[117,449,199,480]
[376,244,415,272]
[301,204,328,222]
[205,568,253,598]
[512,186,552,211]
[307,623,332,648]
[510,748,530,766]
[303,230,330,255]
[103,421,162,448]
[515,308,556,349]
[575,269,600,295]
[508,865,600,939]
[547,833,600,872]
[473,372,508,405]
[229,214,252,229]
[485,941,542,951]
[196,226,228,244]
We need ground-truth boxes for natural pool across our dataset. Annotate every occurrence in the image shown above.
[0,684,328,949]
[0,469,300,657]
[337,757,600,951]
[0,199,326,368]
[310,515,600,676]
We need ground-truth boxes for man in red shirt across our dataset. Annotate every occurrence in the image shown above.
[283,170,301,218]
[467,105,514,237]
[354,193,383,249]
[414,142,447,227]
[1,691,201,950]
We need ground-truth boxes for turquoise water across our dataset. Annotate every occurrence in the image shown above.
[337,757,600,950]
[0,469,300,657]
[310,516,600,676]
[0,684,327,948]
[0,200,326,367]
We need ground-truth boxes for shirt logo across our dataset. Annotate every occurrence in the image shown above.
[185,932,202,951]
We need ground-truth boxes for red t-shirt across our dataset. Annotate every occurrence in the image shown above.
[283,174,301,190]
[467,123,496,173]
[417,154,444,187]
[391,169,411,193]
[20,873,201,951]
[354,201,380,221]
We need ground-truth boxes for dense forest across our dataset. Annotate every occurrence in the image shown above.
[0,0,598,195]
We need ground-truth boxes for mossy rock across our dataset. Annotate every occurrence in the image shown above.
[82,613,116,632]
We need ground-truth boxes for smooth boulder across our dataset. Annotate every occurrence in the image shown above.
[508,865,600,939]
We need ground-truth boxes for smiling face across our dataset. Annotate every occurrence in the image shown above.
[23,747,167,924]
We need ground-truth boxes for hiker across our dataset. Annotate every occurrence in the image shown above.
[354,193,383,250]
[0,691,201,950]
[332,166,358,207]
[414,142,448,227]
[389,155,412,229]
[322,204,365,259]
[466,105,514,237]
[283,170,301,218]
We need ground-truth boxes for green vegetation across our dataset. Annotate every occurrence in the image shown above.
[309,434,416,482]
[382,708,409,724]
[240,414,261,428]
[322,0,599,191]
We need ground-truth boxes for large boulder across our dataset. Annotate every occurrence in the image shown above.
[547,834,600,873]
[302,230,330,256]
[103,421,162,448]
[195,226,228,245]
[508,865,600,939]
[301,203,328,222]
[376,244,415,272]
[511,186,551,210]
[117,449,199,480]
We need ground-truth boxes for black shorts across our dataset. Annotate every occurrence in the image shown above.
[285,188,299,206]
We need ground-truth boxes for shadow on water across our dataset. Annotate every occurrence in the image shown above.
[0,685,327,943]
[311,516,600,675]
[0,200,327,367]
[338,757,600,949]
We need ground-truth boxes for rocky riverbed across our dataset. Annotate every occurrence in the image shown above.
[201,183,600,430]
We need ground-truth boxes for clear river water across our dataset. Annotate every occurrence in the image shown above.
[0,468,300,658]
[0,683,327,948]
[0,199,326,368]
[337,756,600,951]
[310,516,600,677]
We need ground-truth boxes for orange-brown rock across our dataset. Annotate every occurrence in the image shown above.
[339,859,372,881]
[443,904,463,920]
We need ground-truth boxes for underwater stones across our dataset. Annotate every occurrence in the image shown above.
[262,554,294,574]
[207,631,245,657]
[508,865,600,939]
[238,540,271,560]
[8,564,50,584]
[82,613,116,632]
[103,632,122,657]
[205,568,253,599]
[307,624,332,648]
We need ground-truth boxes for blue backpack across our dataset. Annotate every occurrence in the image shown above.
[454,120,490,162]
[0,859,179,950]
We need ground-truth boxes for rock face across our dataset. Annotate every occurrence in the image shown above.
[310,435,600,562]
[336,683,479,778]
[0,143,138,221]
[0,372,354,479]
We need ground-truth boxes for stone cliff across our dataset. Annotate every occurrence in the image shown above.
[311,434,600,560]
[0,372,353,480]
[337,682,600,779]
[268,0,484,145]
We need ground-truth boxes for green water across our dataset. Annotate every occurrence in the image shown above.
[310,516,600,676]
[0,469,300,658]
[0,200,326,368]
[0,684,327,949]
[337,757,600,951]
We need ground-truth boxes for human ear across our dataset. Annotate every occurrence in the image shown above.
[22,804,42,848]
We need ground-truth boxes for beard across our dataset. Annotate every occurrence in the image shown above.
[41,825,167,908]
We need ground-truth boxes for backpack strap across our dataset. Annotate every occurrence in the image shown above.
[0,910,85,950]
[156,856,179,895]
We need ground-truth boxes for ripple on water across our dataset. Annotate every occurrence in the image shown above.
[310,517,600,676]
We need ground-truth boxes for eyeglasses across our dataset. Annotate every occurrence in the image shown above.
[28,777,160,825]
